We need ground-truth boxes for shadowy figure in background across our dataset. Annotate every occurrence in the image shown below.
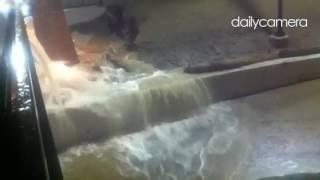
[106,4,140,50]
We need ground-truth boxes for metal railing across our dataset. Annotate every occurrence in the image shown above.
[1,7,63,180]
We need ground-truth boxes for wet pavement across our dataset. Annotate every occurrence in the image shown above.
[64,0,320,70]
[224,79,320,179]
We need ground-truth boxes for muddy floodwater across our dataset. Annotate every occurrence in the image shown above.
[60,105,250,180]
[27,0,320,179]
[58,79,320,180]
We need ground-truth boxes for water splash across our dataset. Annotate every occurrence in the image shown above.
[24,18,235,180]
[26,17,214,151]
[44,70,213,151]
[59,104,251,180]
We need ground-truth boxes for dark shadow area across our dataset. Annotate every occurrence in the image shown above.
[258,173,320,180]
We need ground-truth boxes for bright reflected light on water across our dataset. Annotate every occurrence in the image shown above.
[0,0,12,14]
[20,2,30,16]
[49,61,82,81]
[11,41,27,83]
[0,0,30,15]
[15,0,30,16]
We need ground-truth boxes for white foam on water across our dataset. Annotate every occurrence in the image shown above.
[23,16,249,180]
[26,17,214,153]
[59,104,251,180]
[26,16,146,106]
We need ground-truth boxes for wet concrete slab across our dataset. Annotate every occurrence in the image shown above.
[224,78,320,179]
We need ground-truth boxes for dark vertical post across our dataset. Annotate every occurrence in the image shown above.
[0,11,15,112]
[269,0,288,48]
[276,0,286,36]
[1,9,63,180]
[18,11,64,180]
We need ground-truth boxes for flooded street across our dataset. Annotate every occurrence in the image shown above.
[26,0,320,179]
[59,79,320,180]
[60,105,249,180]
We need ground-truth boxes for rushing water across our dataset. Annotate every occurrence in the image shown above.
[59,104,251,180]
[44,69,213,151]
[27,19,251,179]
[27,19,320,180]
[26,18,240,180]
